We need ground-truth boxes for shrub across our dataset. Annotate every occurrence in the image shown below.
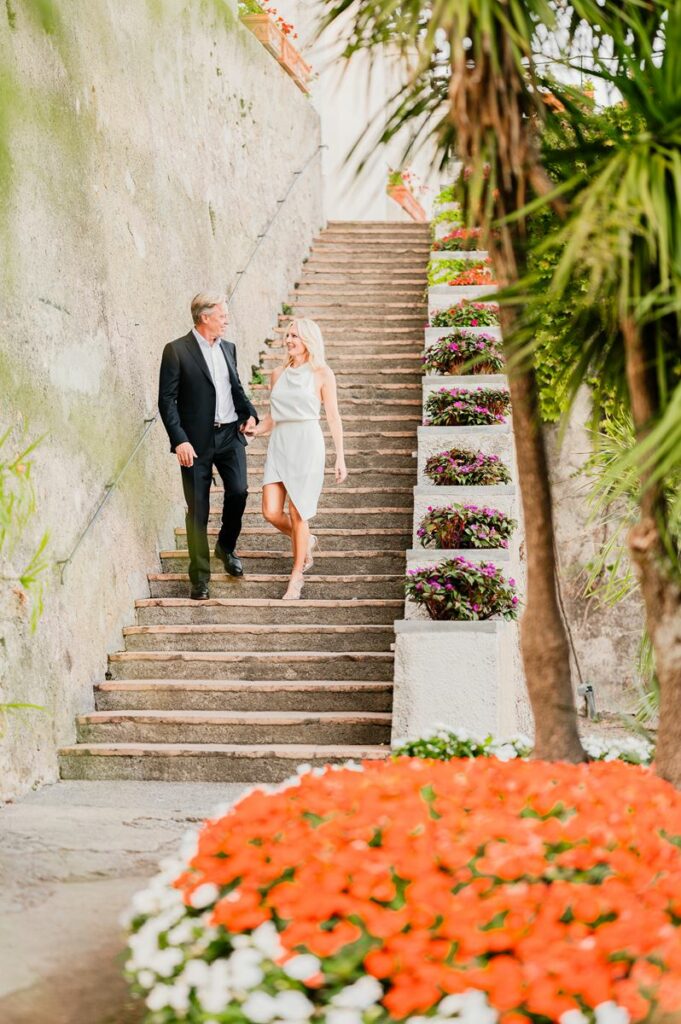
[417,503,517,549]
[425,447,511,486]
[422,332,504,375]
[424,386,510,427]
[431,301,500,328]
[406,556,518,620]
[433,226,483,251]
[126,758,681,1023]
[433,183,459,205]
[428,258,489,287]
[392,725,654,766]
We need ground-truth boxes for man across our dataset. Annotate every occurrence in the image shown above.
[158,294,257,600]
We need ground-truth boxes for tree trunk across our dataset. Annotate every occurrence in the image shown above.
[622,318,681,785]
[491,236,585,762]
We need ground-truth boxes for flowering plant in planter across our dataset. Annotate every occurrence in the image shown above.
[392,724,654,765]
[125,754,681,1024]
[405,555,518,619]
[433,226,483,251]
[239,0,298,36]
[422,332,504,375]
[428,258,490,287]
[447,263,496,287]
[416,502,517,549]
[424,386,511,426]
[424,446,512,485]
[431,301,500,328]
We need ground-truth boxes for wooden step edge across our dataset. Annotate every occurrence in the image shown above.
[174,528,412,538]
[78,710,392,724]
[239,508,413,516]
[109,651,395,662]
[135,597,403,608]
[159,549,407,559]
[147,573,402,582]
[95,679,394,691]
[123,624,394,636]
[59,742,390,758]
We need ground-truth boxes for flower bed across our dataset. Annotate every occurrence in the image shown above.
[433,226,483,251]
[447,264,496,287]
[417,503,517,549]
[431,301,500,328]
[428,258,491,287]
[425,447,512,486]
[126,757,681,1023]
[406,556,518,619]
[424,386,511,427]
[392,725,655,766]
[422,331,504,375]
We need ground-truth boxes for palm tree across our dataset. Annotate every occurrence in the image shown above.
[319,0,601,761]
[522,5,681,782]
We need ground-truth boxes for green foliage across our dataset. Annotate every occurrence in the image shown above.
[424,447,512,486]
[416,502,516,550]
[281,302,293,317]
[405,556,519,621]
[394,728,532,761]
[434,184,458,205]
[427,257,487,286]
[250,364,267,387]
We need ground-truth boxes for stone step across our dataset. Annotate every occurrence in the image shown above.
[238,483,409,507]
[304,256,428,270]
[246,428,418,449]
[147,573,404,600]
[76,709,392,746]
[295,279,426,292]
[174,527,411,553]
[254,380,422,397]
[278,314,426,327]
[123,622,395,654]
[228,508,412,530]
[244,450,416,471]
[310,239,431,250]
[94,678,393,712]
[288,308,427,322]
[107,650,395,681]
[274,324,423,338]
[260,365,421,385]
[58,742,390,783]
[324,221,430,232]
[291,295,427,309]
[245,466,417,488]
[135,597,403,626]
[160,549,406,575]
[265,349,423,365]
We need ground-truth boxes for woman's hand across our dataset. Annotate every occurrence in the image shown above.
[335,457,348,484]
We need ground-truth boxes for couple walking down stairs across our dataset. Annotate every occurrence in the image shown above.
[59,221,430,782]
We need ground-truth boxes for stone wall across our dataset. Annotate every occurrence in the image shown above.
[0,0,323,799]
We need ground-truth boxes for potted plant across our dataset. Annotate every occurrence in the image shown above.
[239,0,311,93]
[405,556,518,620]
[432,226,484,252]
[416,502,517,549]
[424,385,511,427]
[424,446,512,486]
[422,331,504,375]
[386,168,427,222]
[430,301,500,328]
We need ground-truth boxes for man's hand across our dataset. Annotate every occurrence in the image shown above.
[176,442,198,467]
[240,416,257,436]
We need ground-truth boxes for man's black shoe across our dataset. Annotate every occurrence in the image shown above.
[190,582,210,600]
[215,541,244,577]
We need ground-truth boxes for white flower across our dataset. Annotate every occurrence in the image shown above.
[197,959,234,1014]
[227,947,264,990]
[167,919,196,946]
[166,981,191,1012]
[297,763,312,775]
[181,958,211,988]
[136,969,155,990]
[190,882,220,909]
[595,1004,630,1024]
[326,1010,364,1024]
[560,1012,588,1024]
[490,743,519,762]
[180,828,200,861]
[146,984,172,1011]
[283,954,322,981]
[331,976,383,1009]
[273,989,315,1020]
[251,920,284,959]
[438,990,497,1023]
[147,946,184,978]
[241,991,279,1023]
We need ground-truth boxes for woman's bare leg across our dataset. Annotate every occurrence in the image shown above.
[282,498,309,599]
[262,483,292,541]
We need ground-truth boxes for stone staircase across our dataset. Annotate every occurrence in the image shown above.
[59,220,430,782]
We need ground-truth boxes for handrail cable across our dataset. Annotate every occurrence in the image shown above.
[56,144,325,583]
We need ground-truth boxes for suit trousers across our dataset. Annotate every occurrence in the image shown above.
[180,423,248,585]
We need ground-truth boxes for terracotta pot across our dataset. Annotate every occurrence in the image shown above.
[387,183,427,223]
[241,14,311,93]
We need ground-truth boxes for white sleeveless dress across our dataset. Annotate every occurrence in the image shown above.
[262,363,325,520]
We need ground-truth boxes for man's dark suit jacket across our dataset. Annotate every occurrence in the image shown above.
[158,331,258,456]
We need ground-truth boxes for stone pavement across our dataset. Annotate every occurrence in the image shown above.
[0,780,248,1024]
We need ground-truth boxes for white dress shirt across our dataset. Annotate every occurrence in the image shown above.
[193,329,238,424]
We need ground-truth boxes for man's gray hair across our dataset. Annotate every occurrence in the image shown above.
[191,292,227,325]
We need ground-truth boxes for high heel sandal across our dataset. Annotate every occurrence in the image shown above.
[303,534,318,573]
[282,571,305,601]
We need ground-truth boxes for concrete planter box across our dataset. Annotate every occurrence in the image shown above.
[429,285,498,314]
[413,487,518,533]
[392,619,531,740]
[430,249,489,262]
[407,546,511,571]
[416,425,513,480]
[425,326,502,346]
[240,14,311,93]
[434,218,463,240]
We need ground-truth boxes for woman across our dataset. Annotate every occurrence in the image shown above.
[249,318,347,600]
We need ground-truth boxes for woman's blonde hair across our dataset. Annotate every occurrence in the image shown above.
[284,318,326,369]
